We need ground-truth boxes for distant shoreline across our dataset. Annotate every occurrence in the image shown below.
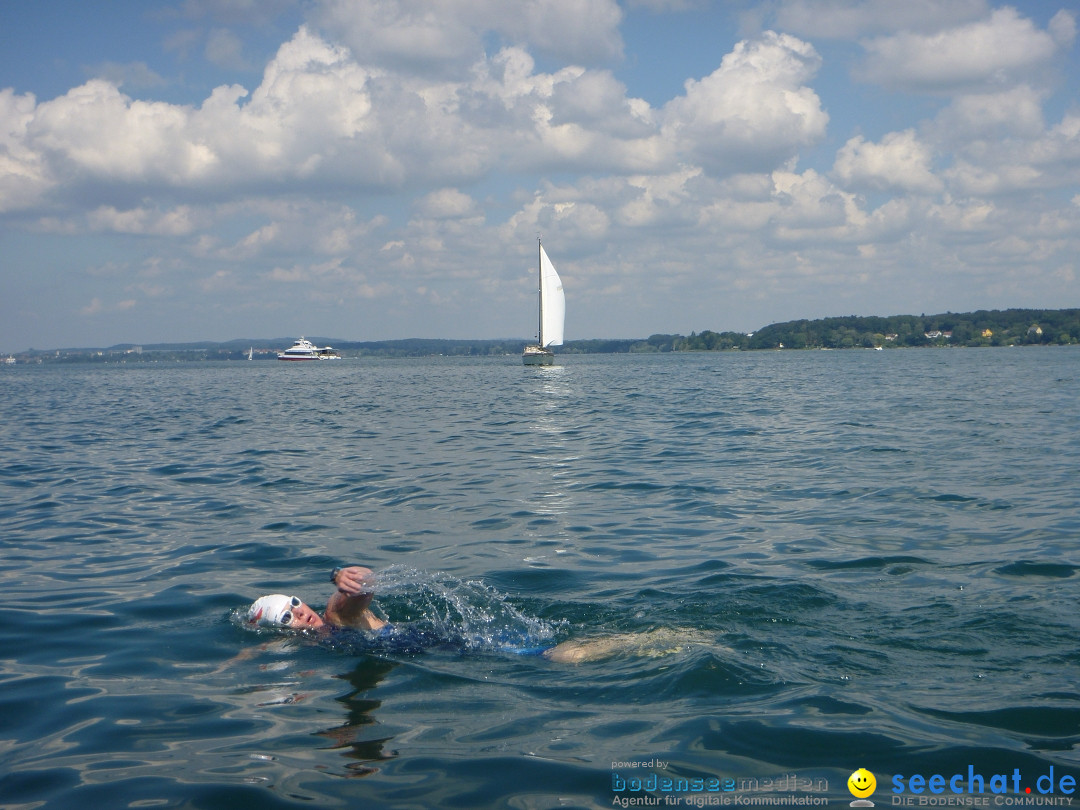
[5,307,1078,362]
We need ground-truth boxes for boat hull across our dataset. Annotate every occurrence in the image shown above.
[522,346,554,366]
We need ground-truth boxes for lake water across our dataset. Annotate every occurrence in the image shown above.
[1,349,1078,809]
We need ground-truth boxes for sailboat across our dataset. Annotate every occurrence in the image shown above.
[522,238,565,365]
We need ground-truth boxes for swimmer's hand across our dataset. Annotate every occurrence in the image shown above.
[326,566,386,631]
[333,566,376,598]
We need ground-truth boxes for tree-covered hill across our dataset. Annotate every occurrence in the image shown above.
[742,309,1080,350]
[12,308,1079,363]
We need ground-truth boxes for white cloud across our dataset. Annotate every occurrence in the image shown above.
[1049,9,1078,48]
[87,205,202,236]
[765,167,919,247]
[87,62,168,89]
[772,0,988,38]
[507,0,624,64]
[833,129,943,193]
[416,188,481,220]
[929,197,995,233]
[9,28,388,202]
[80,296,137,316]
[209,200,386,261]
[503,185,612,248]
[163,29,203,62]
[618,166,703,228]
[205,28,249,70]
[199,269,242,293]
[931,86,1046,142]
[770,168,853,231]
[29,80,217,185]
[311,0,482,78]
[508,56,667,174]
[228,27,379,171]
[179,0,298,26]
[265,257,348,284]
[2,24,834,217]
[4,3,1080,350]
[662,31,828,173]
[860,7,1067,92]
[310,0,624,78]
[224,222,281,260]
[0,89,48,213]
[942,112,1080,196]
[944,160,1040,196]
[625,0,700,10]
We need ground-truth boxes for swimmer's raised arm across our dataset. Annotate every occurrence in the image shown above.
[332,565,377,597]
[325,566,387,631]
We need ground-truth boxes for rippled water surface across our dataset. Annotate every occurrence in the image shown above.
[2,349,1078,809]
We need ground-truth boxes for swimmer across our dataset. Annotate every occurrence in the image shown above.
[247,565,702,663]
[248,566,385,633]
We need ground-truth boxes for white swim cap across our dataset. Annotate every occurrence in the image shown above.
[247,594,301,627]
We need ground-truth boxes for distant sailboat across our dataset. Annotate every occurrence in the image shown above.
[247,347,253,360]
[522,238,565,366]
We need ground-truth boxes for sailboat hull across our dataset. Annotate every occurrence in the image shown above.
[522,345,554,366]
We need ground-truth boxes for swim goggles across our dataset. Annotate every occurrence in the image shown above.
[278,596,303,626]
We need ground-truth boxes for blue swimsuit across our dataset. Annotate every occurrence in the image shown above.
[336,623,554,657]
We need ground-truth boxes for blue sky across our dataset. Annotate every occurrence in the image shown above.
[2,0,1078,350]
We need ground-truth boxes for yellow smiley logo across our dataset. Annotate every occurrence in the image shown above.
[848,768,876,798]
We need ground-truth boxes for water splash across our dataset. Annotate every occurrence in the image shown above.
[247,565,557,656]
[369,566,565,652]
[231,566,564,652]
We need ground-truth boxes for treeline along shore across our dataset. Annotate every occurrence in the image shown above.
[8,308,1080,363]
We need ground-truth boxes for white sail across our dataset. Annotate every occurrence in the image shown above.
[539,245,565,347]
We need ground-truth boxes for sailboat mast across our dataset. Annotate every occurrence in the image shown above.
[537,236,543,346]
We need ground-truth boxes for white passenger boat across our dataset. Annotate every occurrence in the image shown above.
[277,337,341,360]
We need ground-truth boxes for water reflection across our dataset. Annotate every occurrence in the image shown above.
[316,658,398,777]
[525,364,571,432]
[522,364,577,529]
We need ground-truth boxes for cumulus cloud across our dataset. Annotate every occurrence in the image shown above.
[416,188,481,220]
[207,200,385,261]
[29,80,218,185]
[475,48,666,174]
[860,7,1069,92]
[86,62,168,89]
[931,86,1046,142]
[762,167,916,251]
[0,89,48,213]
[310,0,624,78]
[205,28,249,70]
[929,197,995,234]
[0,22,836,218]
[943,112,1080,196]
[178,0,298,26]
[771,168,853,231]
[5,27,389,204]
[504,185,612,246]
[1049,9,1078,47]
[772,0,988,38]
[81,296,137,316]
[833,129,943,193]
[662,31,828,173]
[87,205,202,236]
[617,166,703,229]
